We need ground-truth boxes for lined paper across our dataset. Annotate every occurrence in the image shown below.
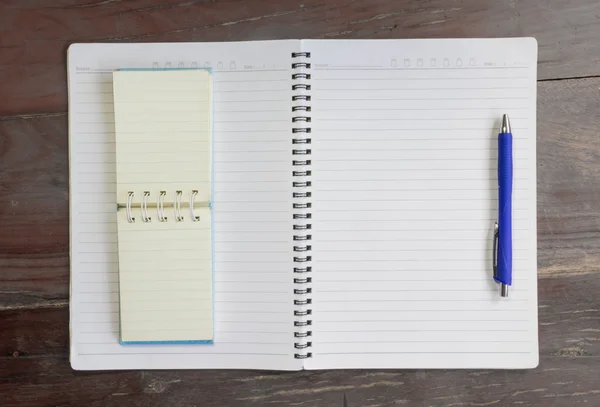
[305,39,538,369]
[69,39,539,371]
[68,41,299,369]
[112,70,213,343]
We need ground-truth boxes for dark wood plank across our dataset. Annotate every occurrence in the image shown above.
[0,354,598,407]
[0,114,69,306]
[2,77,600,306]
[537,274,600,358]
[536,77,600,276]
[0,307,69,358]
[2,0,600,116]
[1,274,598,360]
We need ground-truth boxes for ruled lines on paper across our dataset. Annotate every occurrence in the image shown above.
[68,41,299,370]
[305,39,539,369]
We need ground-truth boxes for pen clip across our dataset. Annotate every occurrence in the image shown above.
[493,222,499,279]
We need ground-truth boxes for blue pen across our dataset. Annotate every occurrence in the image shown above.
[494,114,513,297]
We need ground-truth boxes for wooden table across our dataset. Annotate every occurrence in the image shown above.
[1,1,599,406]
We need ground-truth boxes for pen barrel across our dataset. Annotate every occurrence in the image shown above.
[497,132,513,286]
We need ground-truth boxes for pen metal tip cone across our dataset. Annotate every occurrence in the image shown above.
[501,114,511,134]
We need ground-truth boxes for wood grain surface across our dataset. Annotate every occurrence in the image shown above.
[1,0,600,406]
[1,0,600,116]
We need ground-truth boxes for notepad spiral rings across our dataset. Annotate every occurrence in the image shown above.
[291,51,313,359]
[123,190,202,223]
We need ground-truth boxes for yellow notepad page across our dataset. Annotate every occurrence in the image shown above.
[113,70,213,344]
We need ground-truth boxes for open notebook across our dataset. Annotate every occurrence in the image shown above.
[68,38,538,370]
[113,70,214,344]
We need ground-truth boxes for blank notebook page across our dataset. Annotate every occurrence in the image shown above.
[113,70,213,343]
[68,41,298,370]
[306,39,538,369]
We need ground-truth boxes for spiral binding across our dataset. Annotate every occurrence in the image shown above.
[124,190,202,223]
[292,51,313,359]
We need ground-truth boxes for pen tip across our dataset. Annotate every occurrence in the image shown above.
[501,114,511,134]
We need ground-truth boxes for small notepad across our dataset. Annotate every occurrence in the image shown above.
[112,69,214,344]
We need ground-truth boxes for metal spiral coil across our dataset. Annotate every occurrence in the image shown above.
[292,50,312,360]
[123,190,202,223]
